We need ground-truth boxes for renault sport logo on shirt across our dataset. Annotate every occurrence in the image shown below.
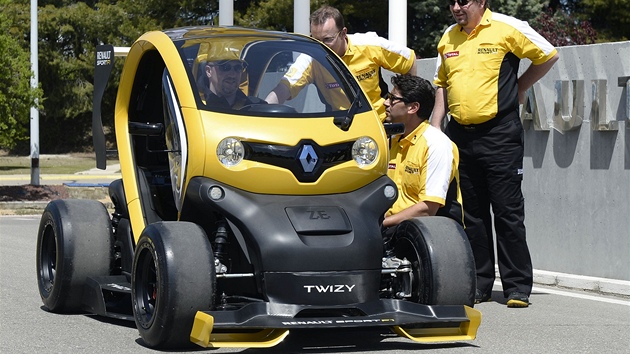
[404,165,419,174]
[355,68,376,82]
[478,47,499,54]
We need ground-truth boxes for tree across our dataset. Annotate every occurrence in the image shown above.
[0,0,43,152]
[3,0,623,153]
[233,0,388,34]
[531,8,597,46]
[4,0,221,153]
[118,0,218,29]
[233,1,550,58]
[579,0,630,41]
[409,0,548,58]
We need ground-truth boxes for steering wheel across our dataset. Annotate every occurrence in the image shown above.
[240,104,298,114]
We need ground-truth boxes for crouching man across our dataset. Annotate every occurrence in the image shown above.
[382,74,463,229]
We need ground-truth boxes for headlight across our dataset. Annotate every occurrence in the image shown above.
[352,137,378,167]
[217,137,244,166]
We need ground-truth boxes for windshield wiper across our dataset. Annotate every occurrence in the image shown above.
[334,88,361,131]
[327,55,362,131]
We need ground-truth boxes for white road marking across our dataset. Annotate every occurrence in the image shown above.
[533,286,630,306]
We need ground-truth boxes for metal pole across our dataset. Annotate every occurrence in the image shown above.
[294,0,310,35]
[219,0,233,26]
[30,0,39,186]
[388,0,407,46]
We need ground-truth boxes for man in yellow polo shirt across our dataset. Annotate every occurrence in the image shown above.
[382,74,462,229]
[265,5,417,121]
[431,0,559,308]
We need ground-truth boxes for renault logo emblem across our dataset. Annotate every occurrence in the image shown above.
[299,145,318,173]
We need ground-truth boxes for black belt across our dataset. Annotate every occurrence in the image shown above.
[451,110,519,132]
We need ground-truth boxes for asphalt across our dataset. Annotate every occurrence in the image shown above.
[1,163,628,299]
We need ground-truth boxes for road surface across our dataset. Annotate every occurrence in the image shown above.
[1,215,628,353]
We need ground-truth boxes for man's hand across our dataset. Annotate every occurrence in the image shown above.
[383,201,440,228]
[265,83,291,104]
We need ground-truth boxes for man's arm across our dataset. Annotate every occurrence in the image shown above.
[265,82,291,104]
[406,54,418,76]
[383,201,440,228]
[431,87,448,129]
[517,53,559,104]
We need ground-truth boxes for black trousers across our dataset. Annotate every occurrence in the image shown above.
[446,113,532,297]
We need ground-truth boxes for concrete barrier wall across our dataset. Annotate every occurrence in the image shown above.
[400,41,630,282]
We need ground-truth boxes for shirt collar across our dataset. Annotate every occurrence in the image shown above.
[398,119,430,146]
[343,35,354,58]
[480,8,493,28]
[457,8,493,33]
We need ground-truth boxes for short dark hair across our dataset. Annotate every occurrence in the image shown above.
[391,74,435,120]
[310,5,345,30]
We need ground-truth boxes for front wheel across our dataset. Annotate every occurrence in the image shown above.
[132,222,216,349]
[393,216,475,306]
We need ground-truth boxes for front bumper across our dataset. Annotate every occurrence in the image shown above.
[190,299,481,348]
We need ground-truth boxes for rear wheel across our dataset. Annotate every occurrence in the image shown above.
[132,222,216,349]
[393,216,475,306]
[36,199,112,312]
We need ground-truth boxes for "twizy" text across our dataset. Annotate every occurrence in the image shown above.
[303,284,355,293]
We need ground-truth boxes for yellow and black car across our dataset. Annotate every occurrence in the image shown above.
[36,26,480,349]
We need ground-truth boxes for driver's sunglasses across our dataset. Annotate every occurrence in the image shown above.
[385,92,408,103]
[448,0,471,6]
[211,62,248,73]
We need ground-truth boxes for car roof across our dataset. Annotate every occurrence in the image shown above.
[162,26,310,43]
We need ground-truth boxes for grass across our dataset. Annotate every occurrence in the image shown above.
[0,152,119,175]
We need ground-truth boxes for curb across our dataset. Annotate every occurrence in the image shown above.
[0,184,114,214]
[533,269,630,298]
[0,201,51,214]
[0,174,121,183]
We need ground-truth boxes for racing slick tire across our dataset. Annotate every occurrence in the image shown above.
[393,216,476,307]
[132,222,216,349]
[36,199,113,312]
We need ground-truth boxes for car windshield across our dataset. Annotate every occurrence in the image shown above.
[169,30,366,117]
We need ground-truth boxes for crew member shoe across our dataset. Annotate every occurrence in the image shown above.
[475,289,491,304]
[506,292,530,308]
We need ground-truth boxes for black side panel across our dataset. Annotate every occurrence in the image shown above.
[108,179,128,217]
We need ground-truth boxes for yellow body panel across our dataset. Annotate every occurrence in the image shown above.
[190,312,289,348]
[392,306,482,343]
[115,31,204,240]
[192,110,387,195]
